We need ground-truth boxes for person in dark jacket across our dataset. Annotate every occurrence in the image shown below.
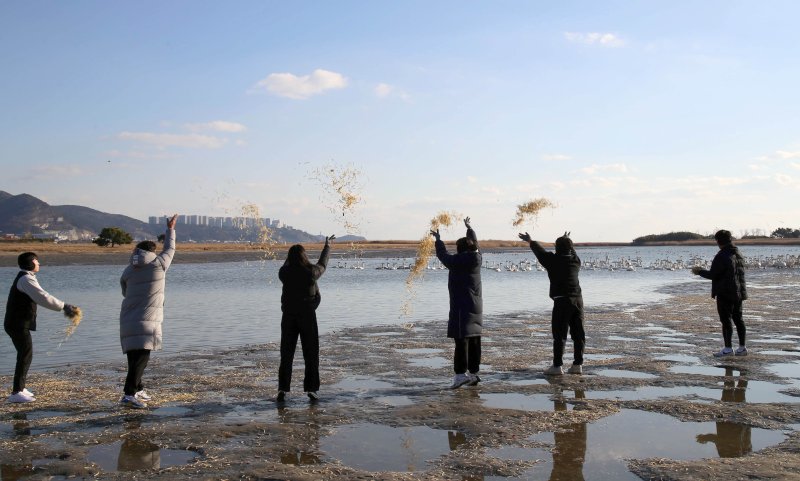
[4,252,79,403]
[519,231,584,375]
[692,229,748,357]
[432,217,483,389]
[277,235,335,402]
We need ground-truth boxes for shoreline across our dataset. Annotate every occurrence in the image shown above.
[1,239,798,267]
[1,272,799,479]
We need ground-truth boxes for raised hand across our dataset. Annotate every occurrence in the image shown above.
[166,214,178,229]
[430,229,441,241]
[325,234,336,245]
[518,232,532,243]
[464,216,471,229]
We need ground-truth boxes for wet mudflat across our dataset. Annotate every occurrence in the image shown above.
[2,272,800,480]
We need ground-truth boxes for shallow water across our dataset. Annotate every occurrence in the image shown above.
[86,439,198,472]
[1,246,797,370]
[490,408,787,480]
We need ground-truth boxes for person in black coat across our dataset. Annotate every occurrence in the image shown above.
[276,235,335,402]
[433,217,483,389]
[692,229,748,357]
[519,231,584,376]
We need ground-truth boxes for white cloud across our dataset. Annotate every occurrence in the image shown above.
[118,132,227,149]
[749,164,768,171]
[776,150,800,159]
[542,154,572,161]
[184,121,247,133]
[564,32,625,47]
[791,162,800,170]
[374,82,411,101]
[578,163,628,175]
[255,69,348,99]
[467,176,478,184]
[774,173,795,186]
[28,165,84,179]
[104,150,179,160]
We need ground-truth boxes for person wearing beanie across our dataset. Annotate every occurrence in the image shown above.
[518,231,584,375]
[691,229,748,357]
[432,217,483,389]
[4,252,79,403]
[118,214,177,409]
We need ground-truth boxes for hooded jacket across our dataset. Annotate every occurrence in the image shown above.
[119,228,175,353]
[698,244,748,302]
[528,239,582,299]
[279,243,330,313]
[435,227,483,338]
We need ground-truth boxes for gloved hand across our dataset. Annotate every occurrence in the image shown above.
[430,229,441,241]
[691,266,702,275]
[325,234,336,245]
[63,304,80,317]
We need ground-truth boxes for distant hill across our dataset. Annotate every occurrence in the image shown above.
[0,191,340,243]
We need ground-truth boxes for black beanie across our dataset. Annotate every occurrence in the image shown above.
[18,252,38,271]
[555,236,573,255]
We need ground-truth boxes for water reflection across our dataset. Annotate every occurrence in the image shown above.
[277,405,322,466]
[12,412,30,437]
[721,367,747,403]
[552,389,587,481]
[448,431,468,451]
[696,424,752,458]
[117,439,161,471]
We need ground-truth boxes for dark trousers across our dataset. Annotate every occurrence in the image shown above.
[278,307,320,392]
[552,296,585,367]
[453,336,481,374]
[716,297,746,348]
[5,327,33,393]
[124,349,151,396]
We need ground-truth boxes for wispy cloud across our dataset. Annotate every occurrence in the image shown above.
[374,82,410,101]
[541,154,572,161]
[564,32,625,47]
[118,132,227,149]
[28,165,84,179]
[776,150,800,159]
[104,150,179,160]
[254,69,348,99]
[578,163,628,175]
[184,121,247,133]
[791,162,800,170]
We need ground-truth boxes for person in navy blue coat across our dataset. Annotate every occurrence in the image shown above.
[433,217,483,388]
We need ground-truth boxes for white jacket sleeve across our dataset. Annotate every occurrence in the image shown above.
[16,273,66,312]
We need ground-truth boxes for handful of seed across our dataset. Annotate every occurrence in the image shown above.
[60,306,83,346]
[512,198,555,227]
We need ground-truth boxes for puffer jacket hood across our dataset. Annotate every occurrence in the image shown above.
[130,248,157,267]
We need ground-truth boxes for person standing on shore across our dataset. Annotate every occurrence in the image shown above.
[432,217,483,389]
[691,229,748,357]
[119,214,177,409]
[277,235,335,402]
[518,231,584,376]
[4,252,79,403]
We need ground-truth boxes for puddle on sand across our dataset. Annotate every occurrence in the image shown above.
[407,356,450,369]
[0,461,50,480]
[279,449,322,465]
[750,338,798,345]
[320,423,450,472]
[331,377,395,390]
[656,354,702,363]
[716,380,799,403]
[397,348,440,356]
[222,404,280,424]
[480,393,555,411]
[761,350,800,357]
[584,353,623,361]
[586,386,719,401]
[596,369,659,379]
[495,409,787,481]
[670,365,742,376]
[152,406,192,417]
[766,361,800,379]
[87,440,198,472]
[374,396,414,407]
[607,336,639,342]
[508,378,549,386]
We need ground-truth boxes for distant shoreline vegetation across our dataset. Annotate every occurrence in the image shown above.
[632,228,800,246]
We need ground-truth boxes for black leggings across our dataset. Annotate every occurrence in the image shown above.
[453,337,481,374]
[716,297,746,348]
[278,307,320,393]
[5,327,33,393]
[552,296,585,367]
[124,349,151,396]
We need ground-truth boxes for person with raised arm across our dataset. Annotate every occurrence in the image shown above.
[277,234,335,402]
[118,214,177,409]
[432,217,483,389]
[519,231,585,376]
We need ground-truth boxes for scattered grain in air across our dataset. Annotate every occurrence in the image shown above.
[512,198,555,227]
[59,307,83,346]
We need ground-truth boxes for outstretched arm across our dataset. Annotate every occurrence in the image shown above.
[465,216,479,250]
[312,234,335,279]
[519,232,552,267]
[158,214,178,271]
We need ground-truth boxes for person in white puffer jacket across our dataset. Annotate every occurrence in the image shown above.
[118,214,177,408]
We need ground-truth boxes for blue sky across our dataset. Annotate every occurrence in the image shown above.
[1,1,799,242]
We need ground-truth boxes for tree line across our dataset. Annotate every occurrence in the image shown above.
[633,228,800,245]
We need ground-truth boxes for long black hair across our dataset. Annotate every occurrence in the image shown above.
[286,244,312,268]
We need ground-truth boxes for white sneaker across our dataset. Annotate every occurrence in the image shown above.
[713,348,734,357]
[450,373,470,389]
[544,365,564,376]
[567,364,582,375]
[7,392,36,403]
[21,388,34,397]
[735,346,748,356]
[134,390,152,401]
[466,373,481,386]
[120,395,147,409]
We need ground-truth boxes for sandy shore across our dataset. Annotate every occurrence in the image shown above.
[1,270,799,480]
